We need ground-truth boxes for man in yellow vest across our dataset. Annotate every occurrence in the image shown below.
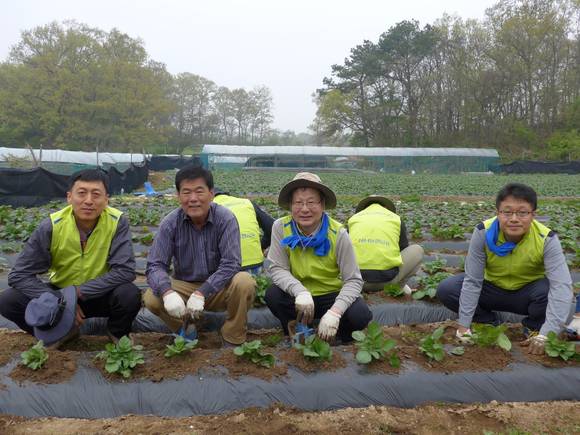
[265,172,371,343]
[437,183,574,355]
[348,195,424,293]
[0,170,141,347]
[213,189,274,273]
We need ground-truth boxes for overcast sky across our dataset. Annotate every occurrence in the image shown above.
[1,0,498,133]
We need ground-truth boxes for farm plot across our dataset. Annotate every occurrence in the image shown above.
[0,321,578,419]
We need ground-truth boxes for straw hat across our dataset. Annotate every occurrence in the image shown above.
[278,172,337,210]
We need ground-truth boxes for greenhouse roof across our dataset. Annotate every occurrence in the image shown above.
[0,147,146,164]
[201,145,499,158]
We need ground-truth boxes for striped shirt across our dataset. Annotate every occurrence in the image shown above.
[146,202,241,298]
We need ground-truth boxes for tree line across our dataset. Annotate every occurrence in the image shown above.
[313,0,580,160]
[0,21,282,153]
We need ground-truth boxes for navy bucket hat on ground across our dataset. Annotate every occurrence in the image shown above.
[24,286,77,345]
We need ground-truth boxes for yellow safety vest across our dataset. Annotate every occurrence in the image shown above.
[348,203,402,270]
[483,217,549,290]
[281,215,343,296]
[213,194,263,267]
[49,205,122,288]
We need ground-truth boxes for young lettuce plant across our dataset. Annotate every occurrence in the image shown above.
[164,336,198,358]
[294,335,332,362]
[383,283,405,298]
[352,321,400,367]
[413,272,452,300]
[96,336,144,378]
[233,340,275,368]
[253,275,272,306]
[419,326,445,362]
[20,341,49,370]
[470,324,512,351]
[545,331,579,361]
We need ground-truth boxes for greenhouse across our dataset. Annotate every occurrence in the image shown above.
[200,145,500,173]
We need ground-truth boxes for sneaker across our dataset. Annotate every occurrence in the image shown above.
[48,326,80,350]
[402,284,413,296]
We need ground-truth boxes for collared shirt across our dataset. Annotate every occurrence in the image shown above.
[8,215,136,300]
[146,202,241,298]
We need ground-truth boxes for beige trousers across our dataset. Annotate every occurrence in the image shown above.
[363,244,424,292]
[144,272,256,344]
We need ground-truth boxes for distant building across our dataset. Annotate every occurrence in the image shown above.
[200,145,500,173]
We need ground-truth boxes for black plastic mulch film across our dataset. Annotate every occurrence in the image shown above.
[1,303,579,418]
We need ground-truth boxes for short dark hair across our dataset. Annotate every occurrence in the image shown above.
[68,169,110,194]
[175,166,214,191]
[495,183,537,210]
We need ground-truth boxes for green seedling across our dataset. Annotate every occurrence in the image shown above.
[253,275,272,306]
[450,346,465,356]
[383,283,405,298]
[352,321,400,367]
[423,258,447,274]
[21,341,49,370]
[233,340,275,368]
[413,272,452,300]
[545,331,578,361]
[294,335,332,362]
[96,336,144,378]
[470,324,512,351]
[261,334,284,347]
[419,326,445,362]
[164,335,198,358]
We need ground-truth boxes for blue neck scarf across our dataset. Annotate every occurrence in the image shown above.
[485,218,516,257]
[280,213,331,257]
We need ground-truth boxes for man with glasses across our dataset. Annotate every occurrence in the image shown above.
[437,183,574,355]
[265,172,371,344]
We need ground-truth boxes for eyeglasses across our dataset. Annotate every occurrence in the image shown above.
[292,200,321,210]
[498,210,532,218]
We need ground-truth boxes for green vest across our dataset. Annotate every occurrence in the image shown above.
[483,217,549,290]
[213,194,263,267]
[282,214,343,296]
[348,203,403,270]
[49,205,123,288]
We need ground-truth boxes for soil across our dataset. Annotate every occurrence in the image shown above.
[384,322,515,372]
[0,330,35,366]
[1,401,579,434]
[278,347,347,373]
[10,350,77,385]
[2,322,578,386]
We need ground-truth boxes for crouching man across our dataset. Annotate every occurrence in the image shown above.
[0,169,141,347]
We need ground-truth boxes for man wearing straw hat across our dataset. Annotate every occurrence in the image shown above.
[348,195,424,293]
[265,172,372,343]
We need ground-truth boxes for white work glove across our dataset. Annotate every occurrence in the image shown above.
[567,316,580,335]
[318,309,341,341]
[455,328,472,344]
[163,291,186,319]
[295,292,315,324]
[186,292,205,319]
[521,333,547,355]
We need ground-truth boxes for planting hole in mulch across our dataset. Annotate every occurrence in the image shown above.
[279,347,347,373]
[0,330,35,366]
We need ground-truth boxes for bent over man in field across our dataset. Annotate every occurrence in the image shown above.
[213,189,274,274]
[437,183,574,355]
[348,195,423,293]
[144,166,255,345]
[0,169,141,347]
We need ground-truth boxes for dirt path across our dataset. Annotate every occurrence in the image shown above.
[1,401,579,434]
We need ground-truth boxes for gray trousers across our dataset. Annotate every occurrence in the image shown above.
[362,244,424,292]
